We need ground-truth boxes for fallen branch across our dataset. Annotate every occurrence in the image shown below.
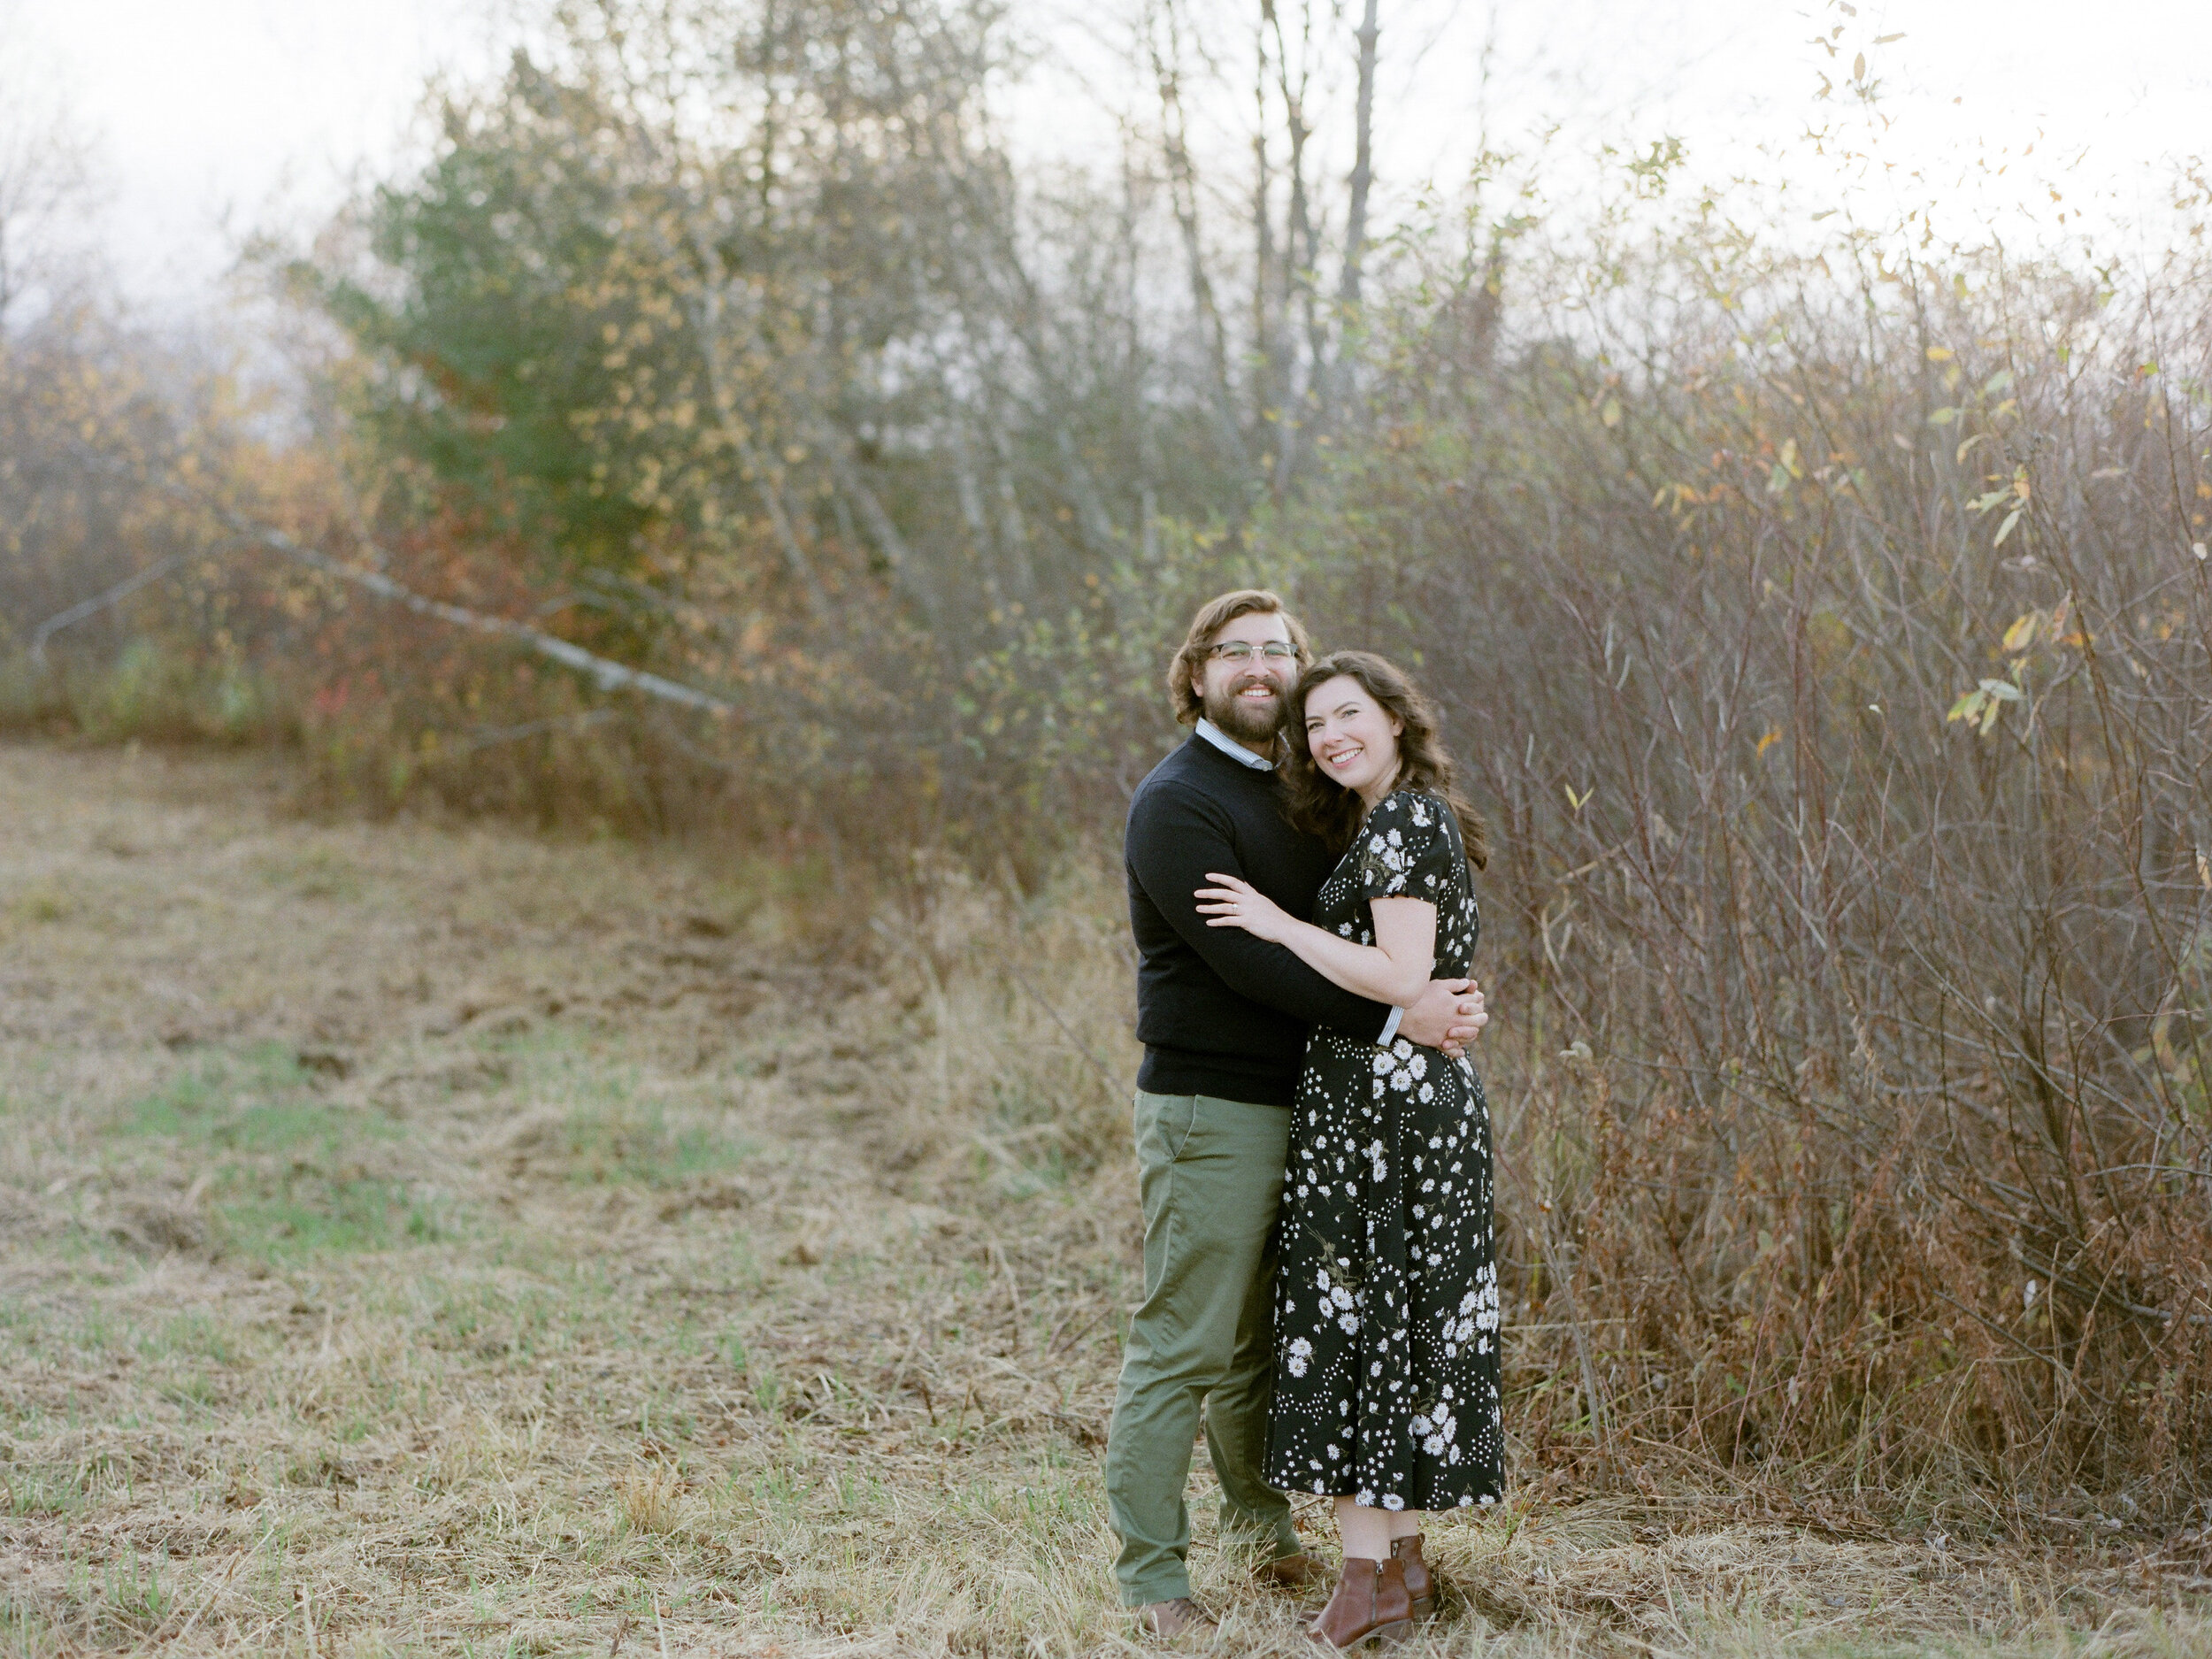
[446,707,625,757]
[30,550,203,664]
[229,512,736,716]
[57,442,739,718]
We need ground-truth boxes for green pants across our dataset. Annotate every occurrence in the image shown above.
[1104,1090,1302,1608]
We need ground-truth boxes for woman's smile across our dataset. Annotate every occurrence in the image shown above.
[1304,673,1402,806]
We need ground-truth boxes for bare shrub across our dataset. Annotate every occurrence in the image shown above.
[1263,188,2212,1520]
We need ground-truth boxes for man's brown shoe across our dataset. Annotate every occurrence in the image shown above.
[1254,1551,1327,1592]
[1136,1597,1217,1640]
[1390,1534,1436,1619]
[1308,1557,1412,1649]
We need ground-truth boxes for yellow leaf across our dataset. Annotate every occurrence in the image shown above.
[1755,727,1783,757]
[1925,346,1954,362]
[1601,397,1623,427]
[2001,612,2039,654]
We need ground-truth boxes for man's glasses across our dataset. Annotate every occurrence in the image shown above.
[1209,641,1298,664]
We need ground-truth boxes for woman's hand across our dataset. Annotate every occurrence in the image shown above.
[1194,872,1294,943]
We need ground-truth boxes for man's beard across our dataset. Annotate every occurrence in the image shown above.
[1203,676,1286,746]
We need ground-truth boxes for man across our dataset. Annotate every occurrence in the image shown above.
[1107,589,1488,1637]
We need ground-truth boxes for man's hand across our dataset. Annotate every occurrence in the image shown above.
[1400,978,1487,1058]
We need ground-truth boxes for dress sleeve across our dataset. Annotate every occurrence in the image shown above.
[1356,792,1459,904]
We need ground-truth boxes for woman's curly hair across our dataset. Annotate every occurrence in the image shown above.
[1278,650,1490,869]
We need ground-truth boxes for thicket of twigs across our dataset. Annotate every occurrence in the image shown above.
[4,0,2211,1529]
[1270,206,2212,1524]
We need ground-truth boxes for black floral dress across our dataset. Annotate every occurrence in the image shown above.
[1265,790,1503,1513]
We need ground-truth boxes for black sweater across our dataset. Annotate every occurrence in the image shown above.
[1124,734,1393,1104]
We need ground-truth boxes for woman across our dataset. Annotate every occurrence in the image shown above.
[1195,650,1501,1648]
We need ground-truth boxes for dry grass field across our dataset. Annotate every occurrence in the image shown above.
[4,740,2210,1657]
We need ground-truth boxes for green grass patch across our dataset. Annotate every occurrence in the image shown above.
[558,1103,751,1187]
[124,1043,389,1154]
[0,1466,84,1517]
[0,1589,69,1659]
[217,1175,455,1262]
[251,845,365,902]
[110,1044,463,1262]
[491,1031,755,1187]
[134,1310,239,1364]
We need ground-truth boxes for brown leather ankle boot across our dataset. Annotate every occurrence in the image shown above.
[1308,1556,1413,1649]
[1390,1534,1435,1619]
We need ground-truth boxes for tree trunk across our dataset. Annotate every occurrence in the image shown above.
[1322,0,1381,429]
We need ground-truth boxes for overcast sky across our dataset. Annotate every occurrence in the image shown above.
[9,0,2210,316]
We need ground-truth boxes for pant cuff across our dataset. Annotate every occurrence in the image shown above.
[1118,1571,1194,1609]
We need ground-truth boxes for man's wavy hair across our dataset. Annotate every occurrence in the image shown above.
[1278,650,1491,869]
[1166,588,1313,726]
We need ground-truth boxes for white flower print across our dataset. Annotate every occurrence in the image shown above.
[1287,1337,1313,1378]
[1472,1263,1501,1333]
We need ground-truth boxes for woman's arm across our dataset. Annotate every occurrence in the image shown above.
[1194,872,1436,1008]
